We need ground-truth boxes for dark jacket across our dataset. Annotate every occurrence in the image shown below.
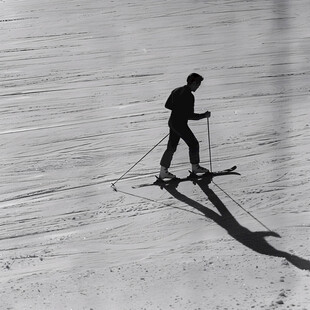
[165,85,204,126]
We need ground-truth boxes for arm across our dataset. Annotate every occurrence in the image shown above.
[187,92,211,120]
[188,112,207,120]
[188,110,211,120]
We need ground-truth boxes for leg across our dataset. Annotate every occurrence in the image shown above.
[172,125,200,164]
[160,129,180,168]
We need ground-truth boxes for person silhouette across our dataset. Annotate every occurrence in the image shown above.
[159,73,211,179]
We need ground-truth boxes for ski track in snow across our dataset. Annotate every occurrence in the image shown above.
[1,0,310,309]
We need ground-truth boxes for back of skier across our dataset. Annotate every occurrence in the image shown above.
[159,73,211,179]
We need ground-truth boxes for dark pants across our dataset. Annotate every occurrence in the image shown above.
[160,123,199,168]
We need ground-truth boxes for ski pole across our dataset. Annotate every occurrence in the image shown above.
[207,117,213,172]
[111,133,169,189]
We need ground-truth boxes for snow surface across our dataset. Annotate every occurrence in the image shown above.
[1,0,310,309]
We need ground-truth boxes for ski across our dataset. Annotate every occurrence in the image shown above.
[209,165,239,176]
[132,166,240,189]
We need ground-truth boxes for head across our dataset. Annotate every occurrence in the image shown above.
[187,73,204,92]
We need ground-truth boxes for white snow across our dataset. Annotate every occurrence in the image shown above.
[1,0,310,309]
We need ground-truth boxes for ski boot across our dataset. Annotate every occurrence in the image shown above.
[159,166,176,180]
[191,164,209,175]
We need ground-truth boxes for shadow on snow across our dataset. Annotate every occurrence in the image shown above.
[163,177,310,271]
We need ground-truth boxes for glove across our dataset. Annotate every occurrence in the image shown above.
[203,111,211,118]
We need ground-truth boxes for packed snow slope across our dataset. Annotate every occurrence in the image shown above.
[1,0,310,309]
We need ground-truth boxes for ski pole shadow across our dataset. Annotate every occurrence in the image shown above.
[163,178,310,271]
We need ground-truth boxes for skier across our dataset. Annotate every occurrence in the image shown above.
[159,73,211,179]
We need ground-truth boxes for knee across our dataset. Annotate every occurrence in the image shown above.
[167,144,178,153]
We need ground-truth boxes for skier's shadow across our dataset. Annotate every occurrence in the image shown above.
[163,178,310,271]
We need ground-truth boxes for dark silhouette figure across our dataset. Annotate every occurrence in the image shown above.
[159,73,211,179]
[163,178,310,271]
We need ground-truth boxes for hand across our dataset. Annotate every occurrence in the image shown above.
[204,111,211,118]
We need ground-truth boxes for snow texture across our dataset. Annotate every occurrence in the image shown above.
[1,0,310,309]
